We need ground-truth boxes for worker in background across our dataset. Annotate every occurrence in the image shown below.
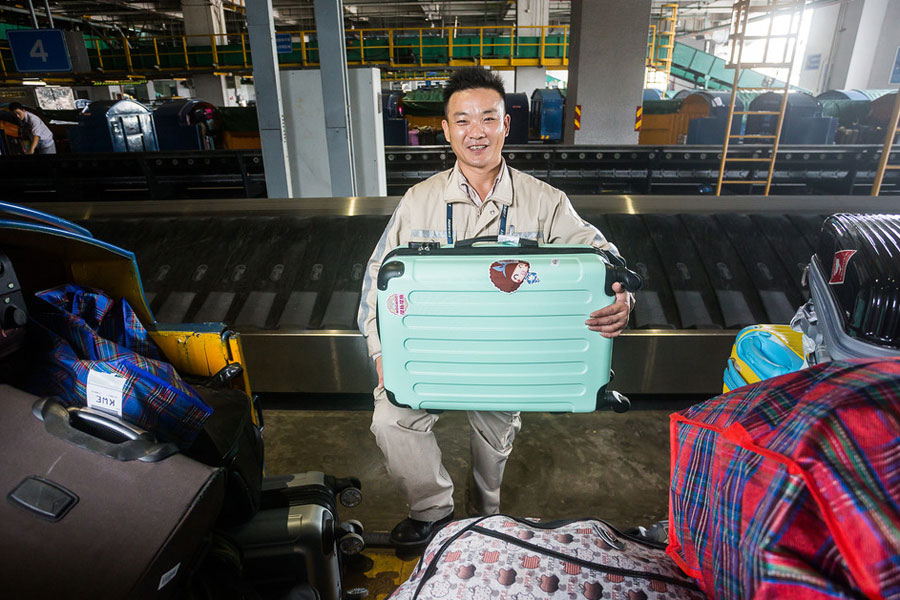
[8,102,56,155]
[357,67,634,548]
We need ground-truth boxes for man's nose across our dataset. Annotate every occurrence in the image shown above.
[467,123,486,138]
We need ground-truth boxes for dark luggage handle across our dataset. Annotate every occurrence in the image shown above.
[32,397,178,463]
[454,236,539,248]
[605,264,643,295]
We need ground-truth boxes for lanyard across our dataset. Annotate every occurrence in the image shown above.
[446,203,508,245]
[446,165,514,245]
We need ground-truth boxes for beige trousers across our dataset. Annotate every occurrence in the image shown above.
[371,386,522,521]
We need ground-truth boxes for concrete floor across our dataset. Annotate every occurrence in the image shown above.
[261,403,680,535]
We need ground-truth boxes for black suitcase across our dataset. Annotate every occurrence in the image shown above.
[223,471,364,600]
[0,384,226,599]
[189,382,264,526]
[798,213,900,362]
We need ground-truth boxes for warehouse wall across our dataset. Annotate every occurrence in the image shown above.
[867,0,900,89]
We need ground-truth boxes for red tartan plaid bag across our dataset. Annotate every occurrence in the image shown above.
[25,284,213,448]
[668,357,900,599]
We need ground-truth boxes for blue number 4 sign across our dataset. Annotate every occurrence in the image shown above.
[8,29,73,73]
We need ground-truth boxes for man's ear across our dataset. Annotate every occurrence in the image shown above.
[504,113,511,138]
[441,119,450,139]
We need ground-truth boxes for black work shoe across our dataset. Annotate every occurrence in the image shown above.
[390,512,455,547]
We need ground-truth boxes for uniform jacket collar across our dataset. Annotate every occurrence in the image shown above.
[444,159,513,206]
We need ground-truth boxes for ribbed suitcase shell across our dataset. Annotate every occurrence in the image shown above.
[223,473,345,600]
[377,243,615,412]
[809,214,900,360]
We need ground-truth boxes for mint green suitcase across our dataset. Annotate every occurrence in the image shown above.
[376,238,641,412]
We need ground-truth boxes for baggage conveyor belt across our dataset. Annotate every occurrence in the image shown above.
[4,144,898,201]
[28,195,900,397]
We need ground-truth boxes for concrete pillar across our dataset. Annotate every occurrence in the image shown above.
[191,74,229,105]
[280,68,385,198]
[313,0,357,196]
[515,0,547,96]
[132,81,157,103]
[515,68,546,96]
[868,1,900,89]
[802,0,896,93]
[182,0,230,105]
[844,0,889,90]
[496,70,516,93]
[246,0,293,197]
[181,0,226,41]
[564,0,652,144]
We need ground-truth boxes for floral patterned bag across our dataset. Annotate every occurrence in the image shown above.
[389,515,703,600]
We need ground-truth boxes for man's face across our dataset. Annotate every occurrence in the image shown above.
[12,109,25,121]
[442,87,510,173]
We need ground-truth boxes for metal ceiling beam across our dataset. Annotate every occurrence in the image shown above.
[0,3,121,30]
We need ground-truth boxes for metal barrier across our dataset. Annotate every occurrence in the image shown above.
[0,25,571,81]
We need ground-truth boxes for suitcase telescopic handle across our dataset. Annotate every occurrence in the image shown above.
[32,397,179,463]
[454,236,539,248]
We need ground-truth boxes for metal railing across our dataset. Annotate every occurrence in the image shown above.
[0,25,572,80]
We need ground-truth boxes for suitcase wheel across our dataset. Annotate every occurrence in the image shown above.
[598,390,631,413]
[339,486,362,508]
[343,519,364,536]
[338,531,365,555]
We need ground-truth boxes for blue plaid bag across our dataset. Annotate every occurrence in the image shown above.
[26,284,213,448]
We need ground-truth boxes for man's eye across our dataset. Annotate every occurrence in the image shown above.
[456,120,467,125]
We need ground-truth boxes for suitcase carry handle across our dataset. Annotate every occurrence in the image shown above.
[32,397,179,463]
[454,236,539,248]
[605,265,643,295]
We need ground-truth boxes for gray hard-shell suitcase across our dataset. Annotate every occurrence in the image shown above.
[0,384,226,599]
[223,471,365,600]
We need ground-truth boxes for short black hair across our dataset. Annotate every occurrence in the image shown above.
[443,67,505,116]
[8,102,24,112]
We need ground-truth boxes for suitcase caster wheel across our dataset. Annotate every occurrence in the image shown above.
[339,532,365,555]
[606,390,631,413]
[340,486,363,508]
[344,519,364,536]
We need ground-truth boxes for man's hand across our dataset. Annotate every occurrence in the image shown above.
[375,355,384,389]
[585,281,631,338]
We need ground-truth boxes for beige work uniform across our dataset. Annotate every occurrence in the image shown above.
[358,161,626,521]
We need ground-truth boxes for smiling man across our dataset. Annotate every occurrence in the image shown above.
[358,67,633,547]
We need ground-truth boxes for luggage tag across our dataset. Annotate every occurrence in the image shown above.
[497,234,520,246]
[86,369,125,417]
